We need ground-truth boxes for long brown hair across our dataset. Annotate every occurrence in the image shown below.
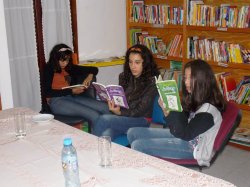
[181,59,226,112]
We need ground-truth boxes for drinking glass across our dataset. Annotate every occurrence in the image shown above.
[98,136,112,167]
[14,111,26,138]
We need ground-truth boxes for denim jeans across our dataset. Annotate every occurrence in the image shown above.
[48,95,111,126]
[93,114,150,141]
[127,127,194,159]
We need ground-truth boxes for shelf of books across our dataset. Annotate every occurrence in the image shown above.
[127,0,250,130]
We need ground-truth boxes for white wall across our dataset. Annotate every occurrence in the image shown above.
[0,0,13,109]
[0,0,127,108]
[76,0,127,61]
[97,65,123,85]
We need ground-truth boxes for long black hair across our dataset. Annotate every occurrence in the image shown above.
[47,43,73,73]
[122,44,159,87]
[181,59,226,112]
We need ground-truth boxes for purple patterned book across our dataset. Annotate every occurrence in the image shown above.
[92,82,129,109]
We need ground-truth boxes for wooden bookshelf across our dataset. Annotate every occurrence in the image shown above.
[229,141,250,151]
[126,0,250,128]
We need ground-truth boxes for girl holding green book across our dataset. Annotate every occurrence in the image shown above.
[127,59,226,166]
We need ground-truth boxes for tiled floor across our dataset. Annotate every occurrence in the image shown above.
[194,145,250,187]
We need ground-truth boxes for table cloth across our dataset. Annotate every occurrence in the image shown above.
[0,107,235,187]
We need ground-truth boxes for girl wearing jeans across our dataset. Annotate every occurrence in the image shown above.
[43,43,99,119]
[71,44,160,140]
[127,60,226,166]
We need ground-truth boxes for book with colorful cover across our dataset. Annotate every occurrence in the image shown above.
[236,83,250,104]
[220,72,237,101]
[92,82,129,109]
[156,39,167,56]
[241,86,250,104]
[170,60,182,70]
[214,72,225,95]
[155,76,182,112]
[234,77,250,97]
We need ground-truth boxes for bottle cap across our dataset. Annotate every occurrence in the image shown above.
[63,138,72,146]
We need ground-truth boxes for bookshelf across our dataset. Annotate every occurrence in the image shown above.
[126,0,250,128]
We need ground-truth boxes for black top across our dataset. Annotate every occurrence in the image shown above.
[119,73,158,118]
[165,111,214,141]
[44,63,98,98]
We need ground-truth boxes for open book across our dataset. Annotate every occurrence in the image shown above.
[92,82,129,109]
[62,84,88,90]
[155,76,182,112]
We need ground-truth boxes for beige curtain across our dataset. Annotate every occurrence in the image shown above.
[3,0,41,111]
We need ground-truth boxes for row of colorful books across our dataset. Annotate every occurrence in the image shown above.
[132,1,183,25]
[234,77,250,104]
[129,28,164,54]
[159,61,182,91]
[187,36,250,64]
[130,28,183,58]
[130,27,249,63]
[187,0,250,28]
[215,73,250,105]
[168,35,183,58]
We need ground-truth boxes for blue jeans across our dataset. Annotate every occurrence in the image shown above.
[93,115,150,141]
[127,127,194,159]
[48,95,111,126]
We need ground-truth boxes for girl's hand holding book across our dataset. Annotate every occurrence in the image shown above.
[158,97,170,117]
[83,74,94,87]
[108,100,121,115]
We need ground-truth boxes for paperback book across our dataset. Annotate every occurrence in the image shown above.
[92,82,129,109]
[155,76,182,112]
[62,84,87,90]
[220,72,237,101]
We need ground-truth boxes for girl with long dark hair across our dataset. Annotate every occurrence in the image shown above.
[127,59,226,166]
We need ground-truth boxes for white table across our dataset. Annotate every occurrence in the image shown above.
[0,107,235,187]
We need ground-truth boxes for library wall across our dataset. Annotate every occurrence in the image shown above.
[76,0,127,61]
[127,0,250,129]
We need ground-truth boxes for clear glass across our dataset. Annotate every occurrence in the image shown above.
[98,136,112,167]
[14,112,26,138]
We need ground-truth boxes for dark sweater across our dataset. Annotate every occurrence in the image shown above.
[44,63,98,98]
[165,110,215,141]
[119,73,158,118]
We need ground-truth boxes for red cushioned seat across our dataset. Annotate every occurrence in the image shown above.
[159,102,242,171]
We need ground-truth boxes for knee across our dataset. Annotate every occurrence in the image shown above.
[98,115,113,124]
[127,128,136,144]
[131,139,145,152]
[102,128,115,140]
[127,127,140,144]
[95,115,112,129]
[93,115,112,136]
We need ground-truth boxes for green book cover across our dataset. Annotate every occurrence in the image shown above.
[170,60,182,70]
[155,76,182,112]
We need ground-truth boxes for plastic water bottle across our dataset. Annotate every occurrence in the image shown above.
[61,138,81,187]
